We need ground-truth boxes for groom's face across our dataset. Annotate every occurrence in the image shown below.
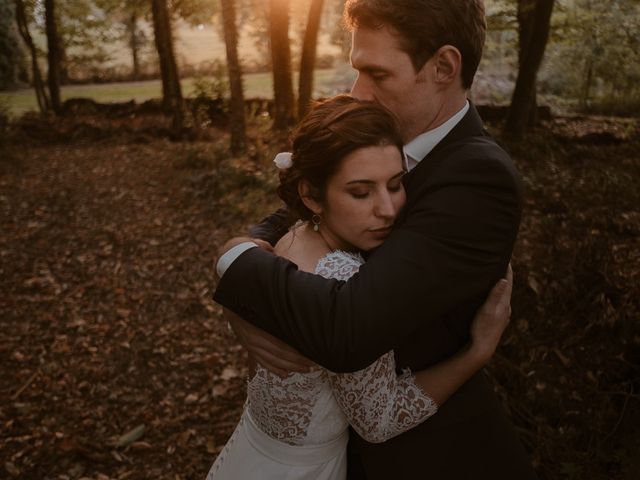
[350,26,439,144]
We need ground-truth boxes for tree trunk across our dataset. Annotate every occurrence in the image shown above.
[269,0,295,130]
[580,56,593,110]
[504,0,555,136]
[578,0,594,111]
[44,0,62,114]
[516,0,538,127]
[128,11,141,81]
[58,36,69,85]
[14,0,51,113]
[151,0,184,132]
[221,0,247,154]
[298,0,325,118]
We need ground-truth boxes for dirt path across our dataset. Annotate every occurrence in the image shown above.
[1,139,267,479]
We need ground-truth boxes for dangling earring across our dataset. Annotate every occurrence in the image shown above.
[312,214,321,232]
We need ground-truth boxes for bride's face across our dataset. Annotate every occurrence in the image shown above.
[315,144,406,252]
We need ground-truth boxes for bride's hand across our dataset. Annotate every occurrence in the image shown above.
[468,264,513,362]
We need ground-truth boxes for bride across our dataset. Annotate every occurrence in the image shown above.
[207,95,512,479]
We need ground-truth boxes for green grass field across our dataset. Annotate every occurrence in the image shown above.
[0,68,354,117]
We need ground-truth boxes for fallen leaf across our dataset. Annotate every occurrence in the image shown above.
[553,348,571,367]
[527,275,541,296]
[220,367,239,381]
[5,462,20,477]
[206,439,217,454]
[116,424,146,448]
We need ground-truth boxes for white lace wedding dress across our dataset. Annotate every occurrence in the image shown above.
[206,251,438,480]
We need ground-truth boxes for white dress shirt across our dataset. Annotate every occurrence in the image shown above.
[217,100,470,278]
[403,100,469,171]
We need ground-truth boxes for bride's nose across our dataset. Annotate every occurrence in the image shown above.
[374,192,397,219]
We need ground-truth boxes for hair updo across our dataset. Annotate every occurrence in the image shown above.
[277,95,404,222]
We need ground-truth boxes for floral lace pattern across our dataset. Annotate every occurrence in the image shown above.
[247,367,334,445]
[314,250,365,281]
[329,354,438,443]
[245,250,438,447]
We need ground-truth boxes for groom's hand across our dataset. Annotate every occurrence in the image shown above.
[224,308,315,377]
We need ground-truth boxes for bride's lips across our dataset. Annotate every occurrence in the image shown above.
[368,226,393,239]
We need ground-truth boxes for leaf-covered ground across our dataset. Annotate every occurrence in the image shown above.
[0,115,282,479]
[1,113,638,480]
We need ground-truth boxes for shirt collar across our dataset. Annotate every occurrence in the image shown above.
[403,100,470,170]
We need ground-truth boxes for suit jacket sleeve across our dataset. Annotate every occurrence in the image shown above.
[214,147,522,373]
[248,207,292,246]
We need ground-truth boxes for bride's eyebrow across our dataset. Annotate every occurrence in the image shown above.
[346,172,404,185]
[346,179,375,185]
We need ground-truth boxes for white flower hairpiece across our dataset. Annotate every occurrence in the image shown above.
[273,152,293,170]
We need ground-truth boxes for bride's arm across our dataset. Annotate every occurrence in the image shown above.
[329,268,512,443]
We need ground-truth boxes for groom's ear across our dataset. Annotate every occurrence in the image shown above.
[432,45,462,86]
[298,180,322,215]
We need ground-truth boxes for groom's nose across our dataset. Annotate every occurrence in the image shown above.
[351,74,374,101]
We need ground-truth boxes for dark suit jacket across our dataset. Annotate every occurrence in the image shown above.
[214,104,537,479]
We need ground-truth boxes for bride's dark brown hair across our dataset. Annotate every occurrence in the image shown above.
[277,95,403,222]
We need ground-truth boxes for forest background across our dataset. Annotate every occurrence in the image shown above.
[0,0,639,479]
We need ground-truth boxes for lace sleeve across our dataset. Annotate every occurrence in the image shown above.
[327,352,438,443]
[314,250,363,281]
[314,251,438,444]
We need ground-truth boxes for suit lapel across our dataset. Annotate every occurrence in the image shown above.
[402,102,486,192]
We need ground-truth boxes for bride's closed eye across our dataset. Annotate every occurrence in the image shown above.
[349,188,370,199]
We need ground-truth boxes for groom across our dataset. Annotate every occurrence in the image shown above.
[214,0,537,478]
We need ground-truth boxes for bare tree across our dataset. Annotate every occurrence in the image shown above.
[151,0,184,131]
[44,0,62,114]
[14,0,50,113]
[127,11,141,80]
[221,0,247,154]
[269,0,295,129]
[298,0,325,118]
[515,0,537,127]
[504,0,555,135]
[122,0,148,81]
